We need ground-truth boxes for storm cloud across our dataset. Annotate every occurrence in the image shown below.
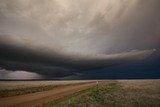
[0,0,159,78]
[0,69,43,79]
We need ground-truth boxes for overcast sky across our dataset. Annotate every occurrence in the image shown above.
[0,0,159,79]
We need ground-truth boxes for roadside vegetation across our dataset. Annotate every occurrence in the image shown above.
[0,84,61,97]
[0,80,91,97]
[43,81,160,107]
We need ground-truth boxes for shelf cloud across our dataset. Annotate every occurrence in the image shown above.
[0,0,159,78]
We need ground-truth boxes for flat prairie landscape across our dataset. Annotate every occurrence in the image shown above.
[0,0,160,107]
[0,79,160,107]
[0,80,94,97]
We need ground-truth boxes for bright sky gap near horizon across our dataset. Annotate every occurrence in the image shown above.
[0,0,160,79]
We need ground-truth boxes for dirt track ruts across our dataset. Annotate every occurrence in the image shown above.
[0,82,99,107]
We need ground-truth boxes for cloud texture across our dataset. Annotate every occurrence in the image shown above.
[0,0,159,78]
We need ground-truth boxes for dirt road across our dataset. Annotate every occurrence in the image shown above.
[0,82,99,107]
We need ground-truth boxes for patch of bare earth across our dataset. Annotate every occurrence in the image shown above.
[47,80,160,107]
[0,81,100,107]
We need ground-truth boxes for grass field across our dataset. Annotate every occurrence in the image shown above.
[42,80,160,107]
[0,80,159,107]
[0,80,91,97]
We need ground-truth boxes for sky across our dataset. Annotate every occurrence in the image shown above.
[0,0,160,79]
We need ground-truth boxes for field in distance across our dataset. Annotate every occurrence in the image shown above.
[43,79,160,107]
[0,80,94,97]
[0,80,159,107]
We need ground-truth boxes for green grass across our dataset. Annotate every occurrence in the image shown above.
[41,86,93,107]
[42,82,160,107]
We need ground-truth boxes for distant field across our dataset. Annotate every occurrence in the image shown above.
[43,80,160,107]
[0,80,159,107]
[0,80,93,97]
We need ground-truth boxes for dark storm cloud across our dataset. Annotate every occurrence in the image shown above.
[0,42,155,77]
[0,0,159,78]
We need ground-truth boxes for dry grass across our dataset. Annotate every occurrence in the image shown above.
[118,79,160,93]
[0,80,93,97]
[43,80,160,107]
[0,80,91,90]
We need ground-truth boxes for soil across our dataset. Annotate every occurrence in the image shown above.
[0,81,99,107]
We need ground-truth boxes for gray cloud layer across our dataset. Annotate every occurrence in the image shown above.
[0,0,159,78]
[0,69,43,79]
